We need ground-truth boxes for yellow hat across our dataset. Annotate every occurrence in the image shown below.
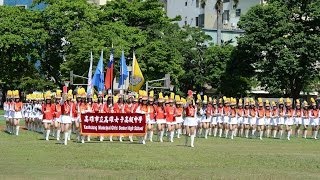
[209,97,213,103]
[113,95,119,104]
[218,98,223,104]
[213,98,217,105]
[56,90,62,99]
[230,97,236,106]
[286,98,292,105]
[13,90,19,98]
[175,95,182,104]
[311,97,316,105]
[67,90,73,100]
[169,92,175,103]
[197,94,202,103]
[249,98,255,106]
[245,98,250,105]
[296,99,300,106]
[181,97,187,105]
[238,98,243,106]
[45,91,52,100]
[139,90,144,99]
[258,98,263,106]
[164,95,169,103]
[303,100,308,107]
[265,100,270,106]
[149,90,154,101]
[271,101,276,107]
[279,97,284,104]
[158,92,164,103]
[203,95,208,104]
[93,94,98,102]
[7,90,13,98]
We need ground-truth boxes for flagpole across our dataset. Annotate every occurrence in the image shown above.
[131,51,135,92]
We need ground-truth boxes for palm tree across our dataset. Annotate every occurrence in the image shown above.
[215,0,239,45]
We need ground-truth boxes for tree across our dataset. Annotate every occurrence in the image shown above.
[237,0,320,99]
[0,6,48,92]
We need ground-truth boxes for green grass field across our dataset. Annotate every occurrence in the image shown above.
[0,116,320,179]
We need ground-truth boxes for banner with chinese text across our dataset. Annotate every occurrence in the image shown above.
[80,113,146,136]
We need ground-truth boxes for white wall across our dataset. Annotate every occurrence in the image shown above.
[166,0,203,27]
[0,0,4,5]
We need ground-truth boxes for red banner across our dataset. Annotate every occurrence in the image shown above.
[80,113,146,136]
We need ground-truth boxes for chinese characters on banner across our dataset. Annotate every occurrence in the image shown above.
[80,113,146,136]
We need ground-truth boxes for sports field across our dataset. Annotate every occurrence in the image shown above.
[0,114,320,179]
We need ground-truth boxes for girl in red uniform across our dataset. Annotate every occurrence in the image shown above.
[54,91,62,141]
[137,94,148,144]
[175,95,184,139]
[155,93,166,142]
[165,93,176,142]
[13,90,23,136]
[184,97,197,147]
[146,92,156,142]
[42,91,55,141]
[60,93,72,145]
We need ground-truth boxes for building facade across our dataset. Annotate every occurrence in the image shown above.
[2,0,45,9]
[164,0,266,45]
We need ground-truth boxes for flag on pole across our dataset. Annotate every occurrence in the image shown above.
[129,52,144,92]
[87,51,94,96]
[105,49,114,90]
[92,50,105,92]
[118,50,128,89]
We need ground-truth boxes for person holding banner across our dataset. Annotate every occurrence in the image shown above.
[125,95,134,142]
[155,92,166,142]
[42,91,55,141]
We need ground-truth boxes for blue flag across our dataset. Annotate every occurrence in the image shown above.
[92,50,105,91]
[118,50,128,88]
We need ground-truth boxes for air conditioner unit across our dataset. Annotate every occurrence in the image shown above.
[223,20,229,25]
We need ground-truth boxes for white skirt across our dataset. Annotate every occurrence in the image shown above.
[242,117,249,125]
[310,118,319,126]
[229,117,238,125]
[270,118,277,126]
[175,117,184,124]
[211,116,217,125]
[302,118,310,126]
[202,116,212,123]
[184,117,198,126]
[237,117,243,124]
[295,117,302,125]
[167,121,176,125]
[216,116,223,123]
[14,111,23,119]
[264,118,271,125]
[285,118,294,126]
[54,117,61,123]
[250,117,256,125]
[4,111,9,118]
[223,116,229,124]
[156,119,166,124]
[8,111,15,119]
[60,115,72,124]
[278,117,285,125]
[43,119,53,123]
[147,119,156,124]
[256,117,265,125]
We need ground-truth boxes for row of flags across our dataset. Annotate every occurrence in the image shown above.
[86,49,145,95]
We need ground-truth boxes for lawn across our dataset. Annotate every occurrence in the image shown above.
[0,119,320,179]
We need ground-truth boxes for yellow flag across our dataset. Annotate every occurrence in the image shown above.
[130,52,145,92]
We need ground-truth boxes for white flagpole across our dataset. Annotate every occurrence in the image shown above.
[87,51,93,96]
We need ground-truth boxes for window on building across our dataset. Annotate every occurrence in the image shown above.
[16,5,27,9]
[223,10,229,21]
[184,16,188,26]
[199,14,204,27]
[196,17,199,26]
[185,1,187,6]
[196,0,199,8]
[236,9,241,17]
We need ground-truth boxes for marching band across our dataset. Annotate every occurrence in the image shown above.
[3,89,320,147]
